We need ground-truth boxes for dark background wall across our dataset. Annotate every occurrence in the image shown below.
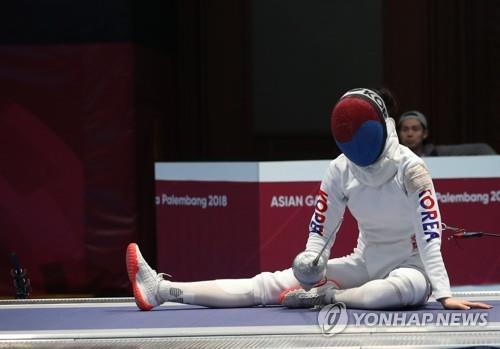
[251,0,383,159]
[0,0,498,297]
[384,0,500,152]
[251,0,383,134]
[167,0,500,161]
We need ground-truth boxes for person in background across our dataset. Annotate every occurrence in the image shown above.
[397,111,496,156]
[397,111,431,156]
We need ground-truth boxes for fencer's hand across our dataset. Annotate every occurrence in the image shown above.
[292,251,327,291]
[438,297,492,310]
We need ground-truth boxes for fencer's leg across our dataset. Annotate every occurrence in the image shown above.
[324,253,371,289]
[281,254,371,308]
[328,267,430,309]
[159,279,257,307]
[128,242,298,309]
[127,243,261,309]
[253,269,299,305]
[159,268,299,308]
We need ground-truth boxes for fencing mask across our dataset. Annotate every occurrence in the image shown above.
[331,88,389,167]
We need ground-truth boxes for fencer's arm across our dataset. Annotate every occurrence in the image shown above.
[305,163,346,262]
[294,163,346,289]
[405,163,452,301]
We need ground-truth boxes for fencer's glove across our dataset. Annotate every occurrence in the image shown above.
[292,251,327,291]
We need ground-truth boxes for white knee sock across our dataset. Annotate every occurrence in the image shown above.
[158,279,258,308]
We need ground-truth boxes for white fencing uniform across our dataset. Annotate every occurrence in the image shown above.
[159,118,451,309]
[251,118,451,307]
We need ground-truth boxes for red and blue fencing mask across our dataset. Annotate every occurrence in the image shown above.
[331,88,389,167]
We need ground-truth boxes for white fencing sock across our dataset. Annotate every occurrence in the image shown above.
[158,278,258,308]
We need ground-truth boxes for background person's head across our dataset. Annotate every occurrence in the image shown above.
[397,111,428,154]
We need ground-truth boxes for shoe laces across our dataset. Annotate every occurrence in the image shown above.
[157,272,172,281]
[152,273,173,304]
